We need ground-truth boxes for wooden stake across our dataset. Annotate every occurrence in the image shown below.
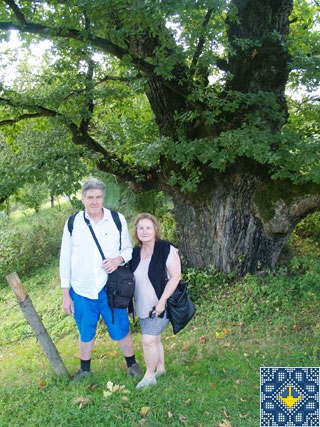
[6,272,69,378]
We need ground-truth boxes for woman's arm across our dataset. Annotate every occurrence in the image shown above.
[155,248,181,316]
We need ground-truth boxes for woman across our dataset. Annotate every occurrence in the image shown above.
[130,213,181,389]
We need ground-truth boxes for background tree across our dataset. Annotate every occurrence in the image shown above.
[0,0,319,274]
[0,124,96,207]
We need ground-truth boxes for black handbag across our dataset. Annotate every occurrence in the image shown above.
[166,281,196,334]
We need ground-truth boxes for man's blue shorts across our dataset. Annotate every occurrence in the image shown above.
[70,287,130,342]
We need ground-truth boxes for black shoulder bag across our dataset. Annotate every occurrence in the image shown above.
[83,212,135,323]
[166,280,196,334]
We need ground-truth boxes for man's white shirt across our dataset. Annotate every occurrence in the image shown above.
[59,208,133,299]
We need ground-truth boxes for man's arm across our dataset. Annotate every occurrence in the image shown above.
[118,213,133,263]
[59,220,73,315]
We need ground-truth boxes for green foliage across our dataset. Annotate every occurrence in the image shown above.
[0,0,318,201]
[118,185,172,215]
[116,187,178,244]
[0,125,95,202]
[278,211,320,277]
[294,211,320,242]
[15,182,49,213]
[287,0,320,92]
[184,256,320,325]
[270,129,320,184]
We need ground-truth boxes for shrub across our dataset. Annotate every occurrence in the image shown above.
[183,260,320,324]
[0,206,73,287]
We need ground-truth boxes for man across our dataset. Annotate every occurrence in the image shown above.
[59,177,142,382]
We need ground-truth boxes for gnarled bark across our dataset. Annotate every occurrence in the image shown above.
[172,166,320,274]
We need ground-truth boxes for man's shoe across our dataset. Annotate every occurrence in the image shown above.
[72,368,92,382]
[136,377,157,389]
[127,362,143,378]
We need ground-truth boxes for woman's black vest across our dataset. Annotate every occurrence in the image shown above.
[130,239,171,299]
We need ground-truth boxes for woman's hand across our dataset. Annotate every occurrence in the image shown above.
[155,300,166,316]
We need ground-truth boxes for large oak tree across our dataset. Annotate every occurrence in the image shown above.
[0,0,319,274]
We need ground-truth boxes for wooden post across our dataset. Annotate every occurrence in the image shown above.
[6,272,69,378]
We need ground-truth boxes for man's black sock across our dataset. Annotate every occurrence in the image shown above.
[80,359,91,372]
[125,355,137,368]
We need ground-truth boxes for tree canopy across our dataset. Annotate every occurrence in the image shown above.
[0,0,319,274]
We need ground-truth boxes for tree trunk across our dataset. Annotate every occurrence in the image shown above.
[171,166,320,274]
[152,0,310,274]
[5,272,69,377]
[226,0,292,128]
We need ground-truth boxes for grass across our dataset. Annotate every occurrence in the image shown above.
[1,258,320,427]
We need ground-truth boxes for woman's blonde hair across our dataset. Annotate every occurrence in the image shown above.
[133,213,161,246]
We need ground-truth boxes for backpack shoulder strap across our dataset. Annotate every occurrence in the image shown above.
[67,210,122,247]
[67,211,79,236]
[110,210,122,250]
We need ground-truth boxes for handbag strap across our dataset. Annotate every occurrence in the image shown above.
[83,212,105,260]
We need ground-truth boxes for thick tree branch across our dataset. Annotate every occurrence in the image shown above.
[3,0,27,27]
[0,97,59,122]
[189,8,214,80]
[0,112,47,125]
[0,20,151,70]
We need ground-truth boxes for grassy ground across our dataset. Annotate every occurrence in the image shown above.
[1,258,320,427]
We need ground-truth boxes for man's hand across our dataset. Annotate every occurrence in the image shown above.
[102,256,124,274]
[62,289,74,316]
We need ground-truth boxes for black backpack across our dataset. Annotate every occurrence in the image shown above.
[67,210,135,322]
